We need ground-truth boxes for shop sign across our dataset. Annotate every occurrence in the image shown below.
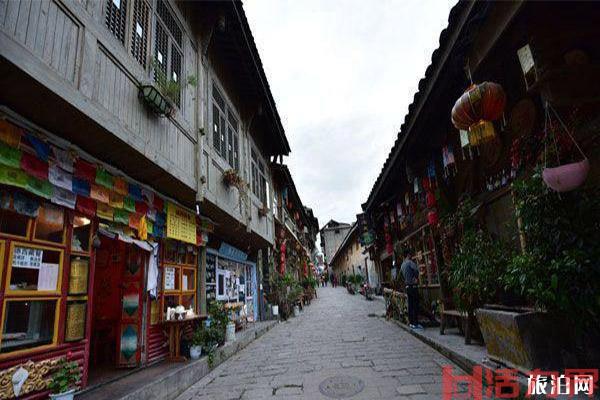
[12,247,43,269]
[218,242,248,262]
[166,202,196,244]
[164,266,176,290]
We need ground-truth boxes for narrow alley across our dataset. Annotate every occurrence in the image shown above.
[176,288,461,400]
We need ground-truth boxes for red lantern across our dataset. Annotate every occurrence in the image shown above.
[451,82,506,130]
[427,210,439,226]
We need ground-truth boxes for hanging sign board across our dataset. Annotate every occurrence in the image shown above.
[166,202,196,244]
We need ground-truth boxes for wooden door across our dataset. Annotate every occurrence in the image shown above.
[116,245,146,368]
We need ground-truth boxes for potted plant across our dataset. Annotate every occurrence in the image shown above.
[48,356,80,400]
[480,170,600,371]
[190,329,203,360]
[223,169,241,187]
[258,204,269,218]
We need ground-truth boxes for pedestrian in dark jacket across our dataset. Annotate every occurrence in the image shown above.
[401,248,423,329]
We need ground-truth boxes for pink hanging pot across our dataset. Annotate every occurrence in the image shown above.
[542,158,589,192]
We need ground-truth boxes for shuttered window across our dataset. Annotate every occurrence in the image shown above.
[154,0,184,107]
[105,0,150,69]
[212,84,239,171]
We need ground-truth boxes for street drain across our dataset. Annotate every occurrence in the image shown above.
[319,375,365,398]
[367,313,377,317]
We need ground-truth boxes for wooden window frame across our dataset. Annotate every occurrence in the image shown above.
[211,82,240,171]
[0,209,32,240]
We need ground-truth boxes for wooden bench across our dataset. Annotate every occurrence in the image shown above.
[440,309,475,345]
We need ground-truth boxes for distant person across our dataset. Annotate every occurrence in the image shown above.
[401,248,423,330]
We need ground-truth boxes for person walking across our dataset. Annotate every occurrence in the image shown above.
[401,248,423,329]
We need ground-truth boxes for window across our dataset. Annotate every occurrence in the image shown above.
[161,240,197,316]
[251,149,267,204]
[1,299,58,353]
[212,84,239,170]
[8,244,63,294]
[0,208,29,237]
[33,204,65,244]
[154,0,183,107]
[104,0,151,68]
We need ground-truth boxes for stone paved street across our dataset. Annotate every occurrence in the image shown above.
[175,287,464,400]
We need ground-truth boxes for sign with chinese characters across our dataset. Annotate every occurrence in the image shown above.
[218,242,248,262]
[441,365,598,399]
[166,202,196,244]
[12,247,43,269]
[164,266,175,290]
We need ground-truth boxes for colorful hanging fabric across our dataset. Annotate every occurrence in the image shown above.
[154,211,166,227]
[129,213,142,230]
[123,196,136,212]
[135,201,149,215]
[426,191,436,208]
[95,168,114,189]
[52,147,73,173]
[427,160,436,178]
[21,152,48,180]
[0,141,22,168]
[109,192,124,209]
[413,178,420,194]
[74,158,96,182]
[141,188,154,204]
[138,215,148,240]
[13,191,40,217]
[97,203,114,221]
[25,133,51,162]
[0,120,22,148]
[113,177,128,196]
[128,184,142,201]
[90,184,110,204]
[49,164,72,191]
[26,176,53,199]
[76,195,96,217]
[114,209,130,225]
[153,196,164,212]
[146,208,157,221]
[51,186,76,209]
[147,220,154,235]
[72,178,91,197]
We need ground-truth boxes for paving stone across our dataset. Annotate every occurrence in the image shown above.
[174,287,463,400]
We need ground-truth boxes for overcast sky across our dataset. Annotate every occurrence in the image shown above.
[245,0,456,229]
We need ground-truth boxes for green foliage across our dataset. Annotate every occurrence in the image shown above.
[302,275,318,289]
[449,230,512,313]
[151,58,197,105]
[48,357,80,394]
[268,273,302,319]
[207,301,229,346]
[506,170,600,329]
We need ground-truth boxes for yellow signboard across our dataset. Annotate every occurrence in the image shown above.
[166,202,196,244]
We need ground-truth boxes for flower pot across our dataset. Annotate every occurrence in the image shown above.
[293,305,300,317]
[189,345,202,360]
[542,158,589,192]
[476,308,576,372]
[225,322,236,343]
[49,389,76,400]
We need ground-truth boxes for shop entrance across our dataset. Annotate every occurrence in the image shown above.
[88,237,147,385]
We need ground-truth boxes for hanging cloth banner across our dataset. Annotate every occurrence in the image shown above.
[109,192,124,209]
[72,178,90,197]
[135,201,149,215]
[25,133,51,162]
[166,202,196,244]
[76,195,96,217]
[26,176,52,199]
[153,196,164,212]
[39,203,64,230]
[74,158,96,182]
[90,184,110,204]
[128,184,142,201]
[129,212,142,230]
[0,120,22,147]
[141,188,154,204]
[138,215,148,240]
[52,147,73,173]
[51,186,76,210]
[0,166,28,189]
[114,209,130,225]
[49,164,73,191]
[95,168,114,189]
[97,203,114,221]
[113,177,128,196]
[21,153,48,180]
[0,141,22,168]
[123,196,136,212]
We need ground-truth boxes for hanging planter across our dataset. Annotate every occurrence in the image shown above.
[541,103,589,192]
[452,82,506,145]
[542,159,589,192]
[139,84,174,117]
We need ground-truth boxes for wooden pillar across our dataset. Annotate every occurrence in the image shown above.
[199,246,207,315]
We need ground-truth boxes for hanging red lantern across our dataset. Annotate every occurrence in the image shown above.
[451,82,506,130]
[427,210,439,226]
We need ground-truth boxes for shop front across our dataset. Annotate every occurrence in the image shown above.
[0,112,201,398]
[206,243,257,325]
